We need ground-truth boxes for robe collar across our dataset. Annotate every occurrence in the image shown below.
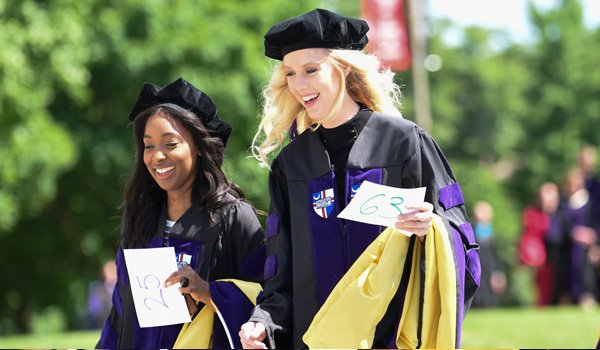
[154,199,223,242]
[281,108,376,181]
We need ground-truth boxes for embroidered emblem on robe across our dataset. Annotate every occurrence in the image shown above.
[176,253,192,268]
[350,184,361,200]
[313,189,335,218]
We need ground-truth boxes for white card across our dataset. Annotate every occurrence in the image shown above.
[338,181,426,236]
[123,247,191,328]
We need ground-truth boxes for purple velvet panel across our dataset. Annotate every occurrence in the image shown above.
[116,247,128,288]
[166,237,202,270]
[439,183,465,210]
[210,281,256,349]
[132,306,182,349]
[240,245,267,278]
[466,249,481,287]
[346,168,383,266]
[266,213,280,239]
[111,283,123,320]
[212,312,230,349]
[451,227,466,348]
[597,337,600,349]
[459,222,476,244]
[264,255,277,280]
[100,317,118,348]
[145,236,165,248]
[308,172,346,306]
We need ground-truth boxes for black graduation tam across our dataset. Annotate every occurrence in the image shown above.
[264,8,369,61]
[127,78,233,147]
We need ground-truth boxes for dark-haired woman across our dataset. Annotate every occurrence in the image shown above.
[97,78,266,349]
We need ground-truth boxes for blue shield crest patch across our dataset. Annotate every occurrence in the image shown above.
[313,189,335,219]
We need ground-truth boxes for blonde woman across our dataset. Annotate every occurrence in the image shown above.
[240,9,480,349]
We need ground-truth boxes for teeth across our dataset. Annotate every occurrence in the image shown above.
[303,93,319,102]
[156,166,174,174]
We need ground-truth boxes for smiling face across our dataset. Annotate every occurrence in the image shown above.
[283,48,358,128]
[143,112,200,199]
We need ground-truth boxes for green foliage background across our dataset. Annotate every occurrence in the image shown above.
[0,0,599,335]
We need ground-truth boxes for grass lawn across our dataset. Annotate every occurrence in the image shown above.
[461,306,600,349]
[0,329,100,349]
[0,306,597,349]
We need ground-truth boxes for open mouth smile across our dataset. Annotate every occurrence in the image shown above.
[302,93,319,106]
[155,166,174,179]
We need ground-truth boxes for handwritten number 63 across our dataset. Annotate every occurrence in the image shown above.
[360,194,404,218]
[136,275,169,310]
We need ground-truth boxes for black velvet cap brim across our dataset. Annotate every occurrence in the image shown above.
[127,78,233,147]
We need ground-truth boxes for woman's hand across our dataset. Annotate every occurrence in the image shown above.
[395,202,434,241]
[164,265,214,311]
[239,322,267,349]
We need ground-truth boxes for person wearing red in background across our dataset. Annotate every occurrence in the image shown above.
[520,182,560,306]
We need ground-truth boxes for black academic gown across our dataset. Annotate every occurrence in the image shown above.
[98,194,266,349]
[249,110,480,349]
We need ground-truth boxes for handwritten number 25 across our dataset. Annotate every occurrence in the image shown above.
[136,275,169,310]
[360,194,404,218]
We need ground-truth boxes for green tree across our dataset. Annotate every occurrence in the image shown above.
[0,0,319,334]
[419,0,600,305]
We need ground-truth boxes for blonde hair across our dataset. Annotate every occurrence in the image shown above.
[252,49,402,167]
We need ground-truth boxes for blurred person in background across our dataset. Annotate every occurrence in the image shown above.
[88,260,117,329]
[579,145,600,205]
[519,182,560,306]
[547,168,599,310]
[97,78,266,349]
[471,201,506,308]
[578,145,600,289]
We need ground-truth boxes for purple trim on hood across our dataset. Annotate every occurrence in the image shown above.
[111,284,123,320]
[116,247,128,288]
[100,317,118,348]
[210,281,256,349]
